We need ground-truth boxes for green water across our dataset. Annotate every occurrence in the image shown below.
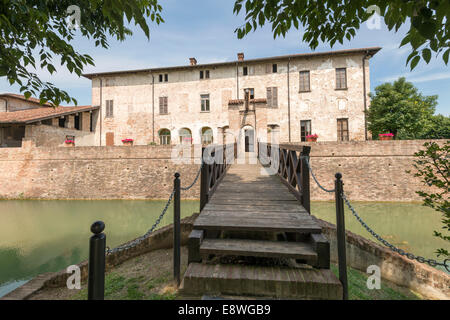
[311,201,448,273]
[0,200,448,298]
[0,200,199,297]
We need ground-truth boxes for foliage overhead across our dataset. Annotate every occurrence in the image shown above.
[410,141,449,258]
[233,0,450,69]
[366,77,442,139]
[0,0,163,106]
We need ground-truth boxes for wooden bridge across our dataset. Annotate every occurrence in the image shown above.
[180,144,343,299]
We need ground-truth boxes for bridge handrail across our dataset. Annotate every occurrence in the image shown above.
[258,142,311,214]
[200,143,235,211]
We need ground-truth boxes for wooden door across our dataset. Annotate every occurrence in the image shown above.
[106,132,114,146]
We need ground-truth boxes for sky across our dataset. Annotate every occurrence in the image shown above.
[1,0,449,115]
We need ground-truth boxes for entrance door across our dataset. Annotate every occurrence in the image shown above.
[106,132,114,146]
[245,129,254,152]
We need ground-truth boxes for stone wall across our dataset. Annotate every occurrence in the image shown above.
[0,145,201,200]
[282,139,446,202]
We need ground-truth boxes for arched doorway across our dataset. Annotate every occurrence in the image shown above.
[241,125,255,153]
[179,128,192,144]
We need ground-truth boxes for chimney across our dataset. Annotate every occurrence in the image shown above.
[237,52,245,61]
[189,57,197,66]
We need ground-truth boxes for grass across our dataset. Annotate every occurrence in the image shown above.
[330,264,421,300]
[31,247,421,300]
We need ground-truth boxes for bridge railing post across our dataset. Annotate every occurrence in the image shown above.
[335,173,349,300]
[88,221,106,300]
[300,146,311,214]
[174,172,181,287]
[200,147,208,212]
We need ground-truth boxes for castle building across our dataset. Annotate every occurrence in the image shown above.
[82,47,380,152]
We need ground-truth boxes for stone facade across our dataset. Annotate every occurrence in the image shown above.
[85,48,380,151]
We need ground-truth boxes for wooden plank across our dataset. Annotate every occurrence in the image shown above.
[194,216,322,233]
[188,230,204,264]
[200,238,318,262]
[310,233,330,269]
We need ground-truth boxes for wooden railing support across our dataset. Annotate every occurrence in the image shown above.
[300,146,311,214]
[335,173,348,300]
[200,147,209,212]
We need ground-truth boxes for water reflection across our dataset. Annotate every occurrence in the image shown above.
[0,200,199,297]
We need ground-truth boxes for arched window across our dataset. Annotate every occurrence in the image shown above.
[159,129,171,145]
[179,128,192,144]
[201,127,213,145]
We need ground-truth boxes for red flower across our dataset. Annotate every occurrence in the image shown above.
[64,140,75,144]
[378,133,394,137]
[122,139,134,143]
[306,134,318,139]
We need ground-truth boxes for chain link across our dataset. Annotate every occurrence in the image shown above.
[106,189,175,255]
[305,157,336,193]
[341,192,450,272]
[106,162,204,255]
[181,163,202,191]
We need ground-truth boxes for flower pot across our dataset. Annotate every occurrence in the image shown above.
[64,142,75,147]
[379,136,393,141]
[306,137,318,142]
[122,141,133,146]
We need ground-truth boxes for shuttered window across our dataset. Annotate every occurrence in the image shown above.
[266,87,278,108]
[299,71,311,92]
[337,118,349,141]
[159,97,168,114]
[105,100,114,118]
[336,68,347,89]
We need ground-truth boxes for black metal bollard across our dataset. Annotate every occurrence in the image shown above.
[335,173,348,300]
[88,221,106,300]
[174,173,181,287]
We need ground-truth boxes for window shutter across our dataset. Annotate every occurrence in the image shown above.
[266,87,272,108]
[265,64,271,74]
[164,97,168,114]
[159,97,164,114]
[272,87,278,108]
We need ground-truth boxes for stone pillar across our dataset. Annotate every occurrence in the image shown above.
[66,115,75,129]
[51,118,59,127]
[81,112,91,132]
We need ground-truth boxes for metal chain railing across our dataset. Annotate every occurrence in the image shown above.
[106,190,175,255]
[106,163,203,255]
[341,192,450,272]
[305,157,335,193]
[181,163,202,191]
[306,158,449,272]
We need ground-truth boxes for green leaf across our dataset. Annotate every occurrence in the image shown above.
[410,56,421,70]
[422,48,431,63]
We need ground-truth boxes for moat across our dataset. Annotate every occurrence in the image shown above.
[0,200,447,297]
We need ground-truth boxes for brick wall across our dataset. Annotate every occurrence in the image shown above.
[281,139,446,202]
[24,124,95,147]
[0,140,445,201]
[0,145,201,200]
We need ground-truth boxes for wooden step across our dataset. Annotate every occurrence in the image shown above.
[200,238,318,263]
[182,263,343,300]
[194,210,322,234]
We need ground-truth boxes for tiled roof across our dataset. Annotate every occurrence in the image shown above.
[0,93,53,106]
[82,47,382,79]
[0,105,98,124]
[228,98,267,105]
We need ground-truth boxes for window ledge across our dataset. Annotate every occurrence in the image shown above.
[200,111,210,113]
[299,90,311,93]
[335,88,348,91]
